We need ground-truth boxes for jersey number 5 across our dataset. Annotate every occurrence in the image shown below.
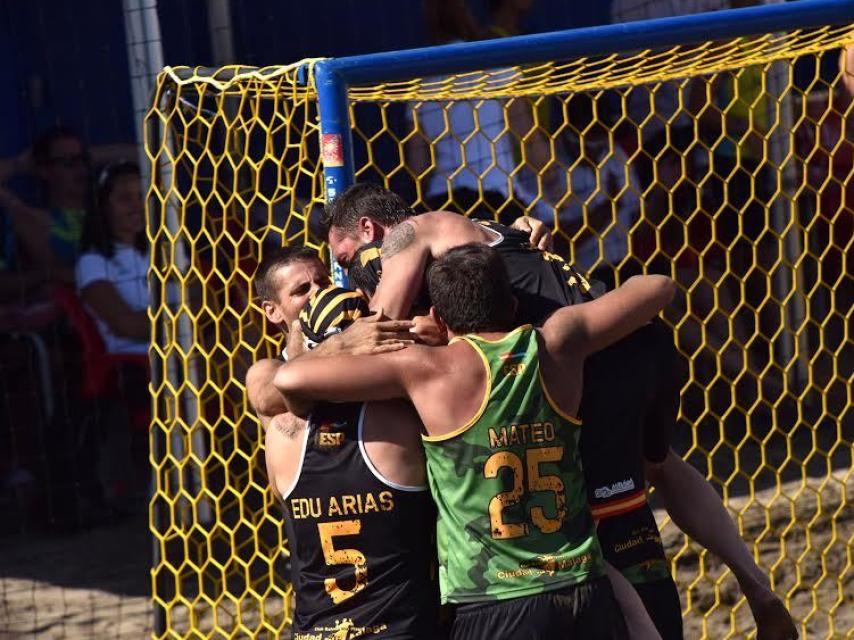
[317,519,368,604]
[484,447,567,539]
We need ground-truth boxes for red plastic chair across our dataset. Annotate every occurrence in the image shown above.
[53,285,150,431]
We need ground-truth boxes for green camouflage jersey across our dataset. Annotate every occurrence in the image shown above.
[422,325,604,604]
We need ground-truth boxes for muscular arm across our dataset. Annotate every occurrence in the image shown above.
[544,274,676,357]
[246,360,307,499]
[371,211,556,319]
[274,347,426,418]
[370,219,432,319]
[371,212,498,319]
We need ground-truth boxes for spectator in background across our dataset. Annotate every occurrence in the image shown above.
[485,0,564,212]
[0,127,91,284]
[610,0,727,196]
[0,129,135,528]
[405,0,554,222]
[77,161,148,356]
[545,92,641,287]
[76,160,150,509]
[0,127,136,284]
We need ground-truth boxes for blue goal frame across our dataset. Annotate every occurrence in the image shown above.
[307,0,854,285]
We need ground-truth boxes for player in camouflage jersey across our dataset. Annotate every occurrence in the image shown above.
[275,243,676,638]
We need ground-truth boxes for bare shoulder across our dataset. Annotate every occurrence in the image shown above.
[430,210,494,250]
[381,211,453,251]
[391,343,443,375]
[538,306,582,353]
[246,358,282,386]
[376,343,454,394]
[421,210,484,236]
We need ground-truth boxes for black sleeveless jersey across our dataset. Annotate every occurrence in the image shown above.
[280,402,439,639]
[476,220,602,325]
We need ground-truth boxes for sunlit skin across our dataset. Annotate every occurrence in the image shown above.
[262,258,332,329]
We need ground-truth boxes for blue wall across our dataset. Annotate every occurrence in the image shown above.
[0,0,610,157]
[0,1,135,152]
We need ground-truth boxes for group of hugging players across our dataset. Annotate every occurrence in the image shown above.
[245,183,797,640]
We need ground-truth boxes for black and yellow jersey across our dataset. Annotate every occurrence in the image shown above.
[352,220,600,326]
[280,402,439,639]
[476,219,601,326]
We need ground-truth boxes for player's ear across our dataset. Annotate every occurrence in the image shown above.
[262,299,285,326]
[358,216,377,241]
[429,306,448,334]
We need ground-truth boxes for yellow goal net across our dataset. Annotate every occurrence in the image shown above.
[145,15,854,640]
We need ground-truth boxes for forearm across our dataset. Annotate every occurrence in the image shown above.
[605,562,662,640]
[565,274,676,355]
[277,387,315,419]
[613,275,675,324]
[370,283,415,319]
[369,252,429,319]
[274,352,409,416]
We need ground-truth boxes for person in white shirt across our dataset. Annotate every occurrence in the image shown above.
[543,92,641,286]
[610,0,729,193]
[75,160,149,510]
[405,0,554,223]
[76,162,148,356]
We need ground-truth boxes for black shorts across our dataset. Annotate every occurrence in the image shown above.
[597,503,670,582]
[580,319,683,504]
[449,577,628,640]
[634,578,684,640]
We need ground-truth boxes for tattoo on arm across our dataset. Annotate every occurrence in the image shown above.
[382,221,416,259]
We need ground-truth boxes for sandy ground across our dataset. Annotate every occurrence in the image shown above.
[1,471,851,640]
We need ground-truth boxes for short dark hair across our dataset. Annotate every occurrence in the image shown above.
[80,161,144,258]
[321,183,414,239]
[427,243,516,334]
[255,245,322,301]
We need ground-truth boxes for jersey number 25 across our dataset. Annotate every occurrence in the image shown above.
[484,446,567,539]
